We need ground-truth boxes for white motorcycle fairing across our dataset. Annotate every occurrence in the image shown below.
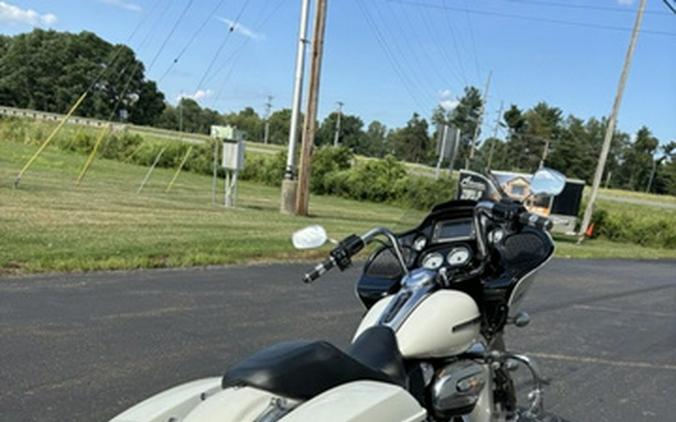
[110,379,425,422]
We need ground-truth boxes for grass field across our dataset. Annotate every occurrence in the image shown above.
[1,139,674,275]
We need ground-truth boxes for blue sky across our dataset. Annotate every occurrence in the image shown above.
[1,0,674,144]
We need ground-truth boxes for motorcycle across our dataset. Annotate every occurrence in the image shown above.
[111,168,566,422]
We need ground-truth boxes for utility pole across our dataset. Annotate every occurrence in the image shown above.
[280,0,311,214]
[539,137,551,169]
[435,124,449,179]
[178,94,184,138]
[486,101,503,172]
[295,0,328,216]
[578,0,647,243]
[263,95,273,144]
[467,70,492,170]
[333,101,344,147]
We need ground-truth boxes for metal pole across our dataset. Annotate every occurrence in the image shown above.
[578,0,647,243]
[14,92,88,188]
[486,101,503,172]
[264,95,273,144]
[283,0,311,179]
[295,0,328,216]
[137,147,167,194]
[165,145,193,192]
[333,101,344,147]
[449,128,461,174]
[75,124,111,187]
[212,140,218,205]
[467,70,492,170]
[539,137,551,169]
[435,125,448,179]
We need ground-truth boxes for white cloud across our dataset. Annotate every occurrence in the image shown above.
[438,89,459,112]
[98,0,142,12]
[217,17,264,40]
[617,0,634,5]
[178,89,214,102]
[0,1,57,26]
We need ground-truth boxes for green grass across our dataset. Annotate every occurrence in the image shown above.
[1,138,673,275]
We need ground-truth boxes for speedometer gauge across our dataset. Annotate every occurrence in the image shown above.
[422,252,444,270]
[447,246,471,267]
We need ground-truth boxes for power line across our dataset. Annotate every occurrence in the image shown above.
[461,0,482,81]
[158,0,229,83]
[356,0,430,111]
[381,3,452,94]
[386,0,676,38]
[441,0,468,86]
[371,1,439,102]
[209,0,288,104]
[194,0,253,94]
[147,0,197,72]
[414,5,466,87]
[503,0,673,16]
[662,0,676,15]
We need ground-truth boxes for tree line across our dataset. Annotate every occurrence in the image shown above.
[0,29,673,194]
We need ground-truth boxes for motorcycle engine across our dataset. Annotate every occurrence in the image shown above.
[430,360,487,418]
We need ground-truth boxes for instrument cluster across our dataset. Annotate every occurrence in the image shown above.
[419,244,473,271]
[412,229,474,271]
[408,218,475,273]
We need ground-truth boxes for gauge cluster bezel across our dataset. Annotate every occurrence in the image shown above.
[417,242,475,272]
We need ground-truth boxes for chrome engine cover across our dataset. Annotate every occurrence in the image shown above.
[431,360,487,418]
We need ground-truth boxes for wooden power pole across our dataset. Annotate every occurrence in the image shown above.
[578,0,647,243]
[295,0,328,216]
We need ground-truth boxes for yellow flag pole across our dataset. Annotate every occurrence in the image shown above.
[75,124,111,187]
[165,146,193,193]
[14,92,88,188]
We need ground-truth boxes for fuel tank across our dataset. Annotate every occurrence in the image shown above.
[354,290,480,359]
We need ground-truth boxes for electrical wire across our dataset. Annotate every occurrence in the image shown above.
[193,0,253,94]
[662,0,676,15]
[504,0,672,16]
[372,2,442,97]
[441,0,468,86]
[356,0,431,111]
[147,0,197,72]
[413,5,465,87]
[386,0,676,38]
[461,0,482,81]
[209,0,289,103]
[158,0,229,83]
[82,0,163,97]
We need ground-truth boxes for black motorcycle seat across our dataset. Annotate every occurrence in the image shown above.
[221,326,406,400]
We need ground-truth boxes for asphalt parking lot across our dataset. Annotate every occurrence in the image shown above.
[0,259,674,421]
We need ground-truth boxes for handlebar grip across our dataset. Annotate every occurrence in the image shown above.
[519,212,553,231]
[303,257,336,283]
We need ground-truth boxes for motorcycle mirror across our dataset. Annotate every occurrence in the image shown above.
[292,225,328,250]
[530,168,566,197]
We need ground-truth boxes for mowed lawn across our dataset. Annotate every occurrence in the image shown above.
[1,140,674,275]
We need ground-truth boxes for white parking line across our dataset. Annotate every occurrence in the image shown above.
[572,304,676,318]
[530,352,676,371]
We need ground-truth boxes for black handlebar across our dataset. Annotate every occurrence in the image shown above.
[303,257,336,283]
[302,234,365,283]
[478,200,553,231]
[519,211,553,231]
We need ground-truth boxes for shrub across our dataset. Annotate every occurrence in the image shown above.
[310,146,353,194]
